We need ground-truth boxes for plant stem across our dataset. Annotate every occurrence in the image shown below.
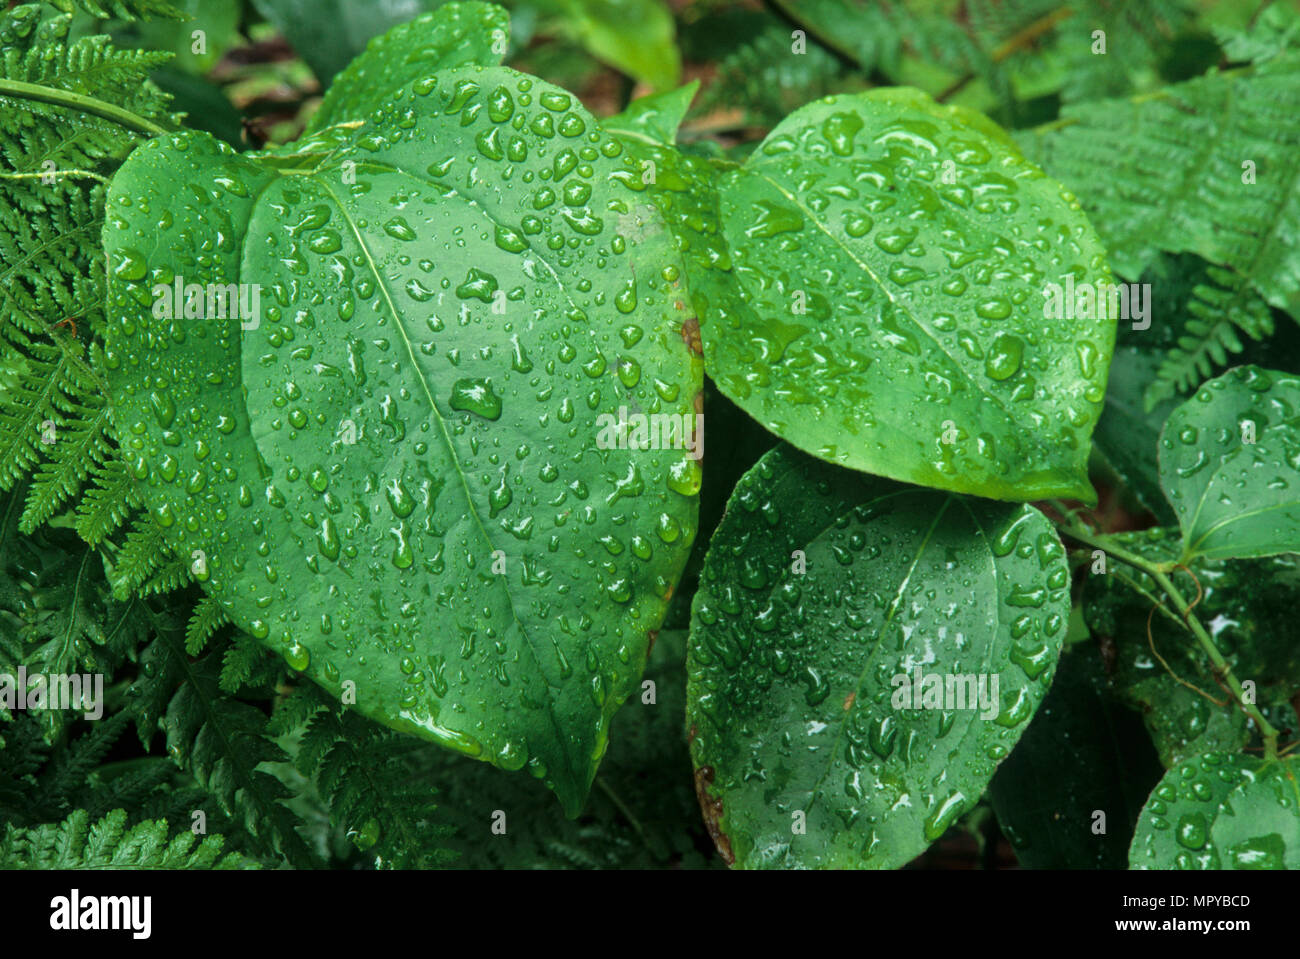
[595,775,648,843]
[0,79,169,137]
[1050,504,1280,760]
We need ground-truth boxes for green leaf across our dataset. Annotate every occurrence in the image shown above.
[685,444,1070,868]
[604,81,697,147]
[103,64,702,815]
[305,2,510,134]
[118,0,242,76]
[543,0,680,91]
[1211,760,1300,869]
[1159,366,1300,561]
[1131,754,1300,869]
[249,0,454,86]
[988,643,1162,869]
[707,88,1115,503]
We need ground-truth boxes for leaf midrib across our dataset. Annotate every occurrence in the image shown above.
[308,175,583,793]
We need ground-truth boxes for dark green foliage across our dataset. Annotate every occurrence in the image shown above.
[0,809,252,869]
[273,686,459,869]
[0,0,1298,873]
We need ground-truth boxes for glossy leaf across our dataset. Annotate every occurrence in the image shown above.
[1159,366,1300,562]
[708,88,1115,502]
[1130,753,1300,869]
[606,84,754,416]
[1211,760,1300,869]
[685,444,1069,868]
[305,3,509,133]
[103,64,703,815]
[988,643,1162,869]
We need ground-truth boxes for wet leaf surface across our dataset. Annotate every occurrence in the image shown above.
[685,444,1068,868]
[707,88,1115,502]
[104,60,702,814]
[1160,365,1300,561]
[1131,753,1300,869]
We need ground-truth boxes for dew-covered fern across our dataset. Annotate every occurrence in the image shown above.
[131,630,316,866]
[46,0,187,21]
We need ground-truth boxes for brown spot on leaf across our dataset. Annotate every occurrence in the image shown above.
[843,690,856,711]
[687,723,697,745]
[680,317,702,356]
[694,765,736,866]
[646,629,658,658]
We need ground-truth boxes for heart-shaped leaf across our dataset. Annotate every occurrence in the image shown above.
[685,444,1069,868]
[1130,753,1300,869]
[707,88,1115,502]
[103,64,703,815]
[1159,365,1300,562]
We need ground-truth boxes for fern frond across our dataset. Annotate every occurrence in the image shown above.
[140,631,314,865]
[219,632,273,694]
[19,371,112,531]
[1018,53,1300,320]
[108,520,170,599]
[1213,0,1300,65]
[695,16,846,127]
[1144,265,1275,409]
[0,4,172,538]
[0,809,253,869]
[1,529,147,690]
[75,458,139,546]
[185,594,229,656]
[293,700,457,868]
[46,0,186,20]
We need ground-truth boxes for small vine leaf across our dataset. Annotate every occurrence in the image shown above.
[1159,365,1300,562]
[1130,753,1300,869]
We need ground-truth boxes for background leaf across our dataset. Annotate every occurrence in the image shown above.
[988,642,1162,868]
[305,2,510,133]
[249,0,448,86]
